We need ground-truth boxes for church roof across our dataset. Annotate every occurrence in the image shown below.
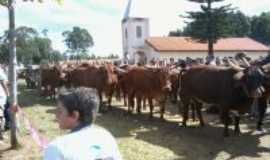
[145,37,270,52]
[123,0,132,20]
[122,0,148,23]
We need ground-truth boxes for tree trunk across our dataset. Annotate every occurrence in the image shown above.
[208,39,214,58]
[8,0,19,148]
[207,0,214,59]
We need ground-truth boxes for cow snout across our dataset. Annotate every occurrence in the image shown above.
[162,82,172,92]
[252,86,265,98]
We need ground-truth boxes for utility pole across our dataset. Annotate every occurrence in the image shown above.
[8,0,19,148]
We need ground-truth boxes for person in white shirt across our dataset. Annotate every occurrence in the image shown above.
[0,65,9,140]
[43,87,122,160]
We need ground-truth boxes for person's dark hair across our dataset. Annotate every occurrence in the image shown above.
[58,87,100,125]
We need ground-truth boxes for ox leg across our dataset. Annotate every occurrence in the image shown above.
[149,98,154,119]
[123,91,127,106]
[124,96,127,107]
[123,93,127,106]
[160,100,166,119]
[127,92,135,114]
[136,96,142,114]
[115,85,121,102]
[191,102,196,122]
[44,86,48,97]
[46,88,49,98]
[143,98,147,110]
[98,91,104,112]
[107,88,114,111]
[194,102,204,127]
[221,109,230,137]
[107,95,113,110]
[257,97,267,131]
[173,92,178,104]
[181,100,190,127]
[48,86,53,99]
[234,113,241,135]
[53,87,57,99]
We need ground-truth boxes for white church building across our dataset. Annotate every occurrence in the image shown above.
[121,0,270,64]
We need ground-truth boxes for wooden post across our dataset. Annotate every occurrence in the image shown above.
[8,0,19,148]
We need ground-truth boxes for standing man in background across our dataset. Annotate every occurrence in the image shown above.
[0,64,9,140]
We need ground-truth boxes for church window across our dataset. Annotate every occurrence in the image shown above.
[125,29,128,39]
[136,26,142,38]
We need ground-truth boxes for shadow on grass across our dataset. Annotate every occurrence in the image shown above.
[40,97,270,160]
[18,84,56,108]
[0,145,22,159]
[94,106,270,160]
[0,147,13,154]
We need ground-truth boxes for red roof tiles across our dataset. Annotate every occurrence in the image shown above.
[146,37,270,52]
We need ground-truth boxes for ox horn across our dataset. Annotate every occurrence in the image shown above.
[233,71,245,80]
[115,67,127,74]
[228,59,244,71]
[240,57,251,67]
[262,63,270,72]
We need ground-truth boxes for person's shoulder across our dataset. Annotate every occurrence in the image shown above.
[47,132,77,149]
[87,125,122,160]
[43,133,76,159]
[44,140,64,160]
[45,136,64,150]
[89,125,115,138]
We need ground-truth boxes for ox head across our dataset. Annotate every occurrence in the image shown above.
[100,65,115,86]
[155,68,172,93]
[230,60,265,98]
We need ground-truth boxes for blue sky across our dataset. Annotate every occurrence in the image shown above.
[0,0,269,56]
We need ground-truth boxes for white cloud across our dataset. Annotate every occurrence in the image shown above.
[0,0,269,56]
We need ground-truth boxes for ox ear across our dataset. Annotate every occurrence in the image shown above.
[233,71,244,80]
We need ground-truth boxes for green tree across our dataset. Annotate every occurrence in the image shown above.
[182,10,251,37]
[50,50,64,62]
[0,26,63,64]
[89,53,96,59]
[226,11,251,37]
[250,12,270,45]
[107,53,119,59]
[42,28,48,37]
[70,52,90,60]
[184,0,233,58]
[1,26,40,64]
[168,29,183,36]
[34,37,52,62]
[62,26,94,59]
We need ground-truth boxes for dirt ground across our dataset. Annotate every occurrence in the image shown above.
[0,83,270,160]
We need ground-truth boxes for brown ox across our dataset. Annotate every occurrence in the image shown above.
[122,67,171,119]
[179,65,266,136]
[116,65,134,106]
[40,65,64,97]
[67,64,118,110]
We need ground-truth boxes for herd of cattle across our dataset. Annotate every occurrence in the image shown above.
[22,54,270,137]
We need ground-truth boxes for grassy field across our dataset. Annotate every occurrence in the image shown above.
[1,82,270,160]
